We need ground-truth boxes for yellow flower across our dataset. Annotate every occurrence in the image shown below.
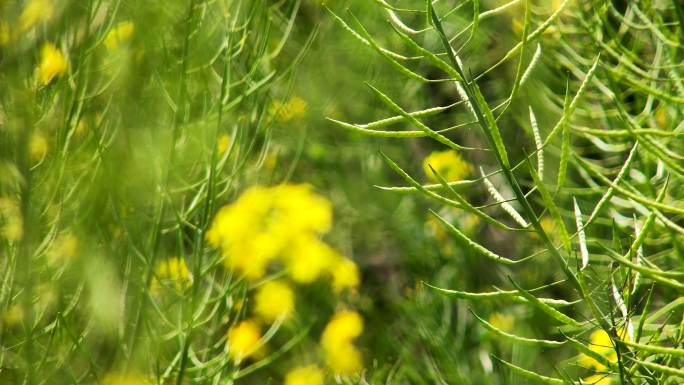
[254,281,295,322]
[272,96,307,122]
[422,149,471,182]
[321,311,363,349]
[217,134,231,153]
[36,43,67,85]
[285,237,337,283]
[655,108,667,127]
[321,310,364,375]
[582,374,612,385]
[153,257,192,291]
[0,22,9,46]
[331,258,360,292]
[488,312,514,333]
[227,320,262,361]
[324,342,363,375]
[578,328,631,370]
[207,184,333,280]
[29,132,48,162]
[47,232,79,264]
[104,21,134,51]
[99,372,152,385]
[2,304,25,327]
[284,365,324,385]
[20,0,54,31]
[0,197,23,242]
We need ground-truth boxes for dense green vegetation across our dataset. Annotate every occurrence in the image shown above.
[1,0,683,384]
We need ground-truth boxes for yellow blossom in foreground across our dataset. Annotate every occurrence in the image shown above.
[20,0,55,31]
[104,21,135,51]
[322,310,363,348]
[153,257,192,291]
[578,328,630,370]
[284,365,324,385]
[227,320,261,361]
[331,258,360,292]
[36,43,67,85]
[254,280,295,322]
[207,184,332,280]
[285,236,337,283]
[325,341,363,375]
[321,310,364,375]
[422,149,471,182]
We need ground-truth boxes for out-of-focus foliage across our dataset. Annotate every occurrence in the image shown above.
[2,0,684,384]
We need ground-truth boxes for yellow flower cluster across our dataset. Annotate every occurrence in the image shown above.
[47,232,79,264]
[284,364,324,385]
[488,312,514,333]
[99,372,152,385]
[207,184,359,290]
[254,280,294,322]
[0,197,23,242]
[579,328,631,384]
[226,320,262,362]
[104,21,135,51]
[20,0,55,31]
[152,257,192,291]
[36,43,67,85]
[321,310,364,375]
[422,149,471,182]
[29,132,49,162]
[271,96,307,122]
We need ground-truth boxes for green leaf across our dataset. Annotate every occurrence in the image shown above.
[471,311,565,347]
[492,356,566,385]
[527,157,571,254]
[430,210,526,265]
[510,279,582,327]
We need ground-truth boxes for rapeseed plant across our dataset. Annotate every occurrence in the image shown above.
[284,364,325,385]
[36,42,67,85]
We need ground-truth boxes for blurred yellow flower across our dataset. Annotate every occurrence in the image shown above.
[272,96,307,122]
[422,149,471,182]
[331,258,360,292]
[284,364,324,385]
[488,312,514,333]
[227,319,262,361]
[47,232,79,264]
[29,132,48,162]
[207,184,333,280]
[153,257,192,291]
[99,372,152,385]
[0,197,23,241]
[254,280,295,322]
[578,328,631,370]
[285,236,337,283]
[36,43,67,85]
[20,0,54,31]
[217,134,231,153]
[321,310,364,375]
[582,374,612,385]
[2,304,25,327]
[104,21,134,51]
[0,22,9,46]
